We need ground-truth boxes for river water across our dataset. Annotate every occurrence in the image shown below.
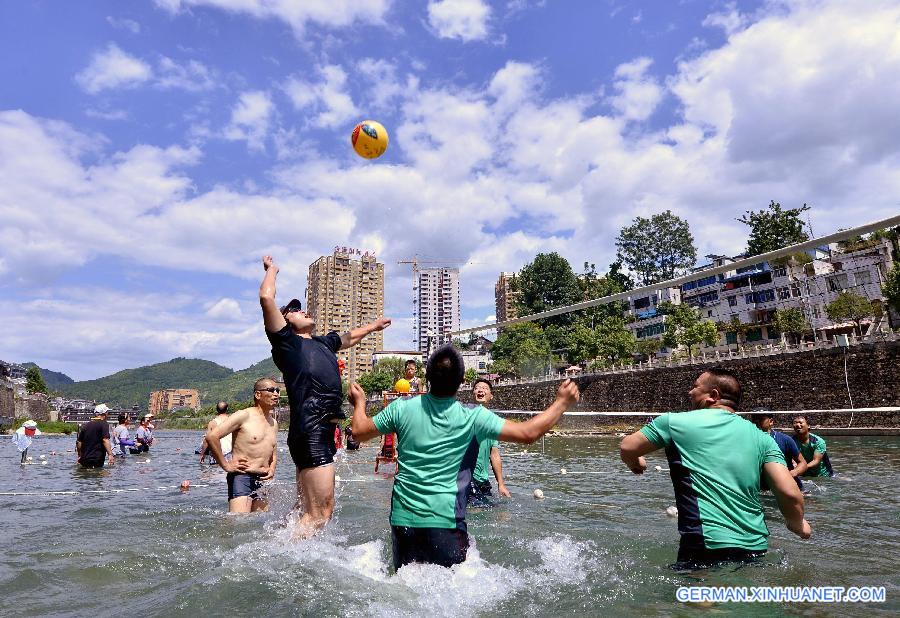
[1,432,898,617]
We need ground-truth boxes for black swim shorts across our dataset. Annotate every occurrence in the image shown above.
[391,526,469,571]
[676,535,766,569]
[227,472,264,501]
[288,424,337,470]
[466,479,494,505]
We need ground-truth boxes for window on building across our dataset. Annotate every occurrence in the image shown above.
[827,273,849,292]
[725,332,737,345]
[778,287,790,300]
[746,328,763,342]
[773,267,787,278]
[811,305,821,319]
[791,284,802,298]
[745,292,754,304]
[728,296,738,307]
[855,270,872,286]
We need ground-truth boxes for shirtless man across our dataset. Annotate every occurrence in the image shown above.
[205,378,279,513]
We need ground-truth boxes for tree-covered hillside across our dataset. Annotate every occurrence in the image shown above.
[57,357,280,410]
[22,363,75,390]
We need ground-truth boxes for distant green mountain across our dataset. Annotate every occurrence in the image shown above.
[22,363,75,390]
[57,357,281,410]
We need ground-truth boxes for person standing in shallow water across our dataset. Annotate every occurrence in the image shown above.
[620,369,812,569]
[205,377,279,513]
[259,255,391,536]
[468,379,510,503]
[350,344,580,571]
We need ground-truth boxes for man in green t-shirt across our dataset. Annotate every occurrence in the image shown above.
[792,414,834,478]
[468,379,510,504]
[349,344,580,570]
[620,368,811,568]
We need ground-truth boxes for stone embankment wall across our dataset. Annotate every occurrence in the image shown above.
[15,392,52,421]
[458,341,900,432]
[0,381,14,420]
[0,379,52,422]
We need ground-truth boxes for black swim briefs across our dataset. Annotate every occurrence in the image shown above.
[227,472,264,501]
[391,526,469,571]
[288,423,337,470]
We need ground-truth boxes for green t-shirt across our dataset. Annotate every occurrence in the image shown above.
[794,433,829,477]
[373,394,505,529]
[640,408,786,551]
[473,438,498,483]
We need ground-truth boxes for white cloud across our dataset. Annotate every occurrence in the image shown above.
[76,44,216,94]
[106,16,141,33]
[156,56,215,91]
[224,91,274,151]
[206,297,243,320]
[702,2,749,36]
[284,65,358,129]
[75,44,153,94]
[154,0,391,36]
[608,57,663,121]
[427,0,492,42]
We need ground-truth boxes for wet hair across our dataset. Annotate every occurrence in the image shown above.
[118,413,127,424]
[472,378,493,392]
[405,359,417,368]
[216,401,229,414]
[702,368,742,409]
[426,345,465,397]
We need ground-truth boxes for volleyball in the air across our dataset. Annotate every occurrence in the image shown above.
[394,378,410,393]
[351,120,389,159]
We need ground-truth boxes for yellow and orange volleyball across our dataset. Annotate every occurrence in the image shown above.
[351,120,389,159]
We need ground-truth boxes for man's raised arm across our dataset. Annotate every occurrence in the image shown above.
[349,383,380,442]
[260,255,287,333]
[340,318,392,350]
[763,461,812,539]
[498,380,580,444]
[619,431,659,475]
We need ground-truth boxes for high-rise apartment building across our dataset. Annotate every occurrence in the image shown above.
[417,267,460,355]
[495,272,519,327]
[148,389,199,414]
[306,248,385,380]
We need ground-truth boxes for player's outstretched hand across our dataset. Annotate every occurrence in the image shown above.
[556,379,580,407]
[373,317,392,331]
[262,255,278,272]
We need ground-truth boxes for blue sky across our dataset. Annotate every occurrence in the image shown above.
[1,0,899,380]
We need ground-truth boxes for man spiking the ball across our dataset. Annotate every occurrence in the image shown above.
[259,255,391,537]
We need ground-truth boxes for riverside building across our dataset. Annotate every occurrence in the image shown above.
[626,237,896,355]
[148,389,200,414]
[494,272,519,328]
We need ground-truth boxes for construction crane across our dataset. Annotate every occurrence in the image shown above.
[397,256,473,352]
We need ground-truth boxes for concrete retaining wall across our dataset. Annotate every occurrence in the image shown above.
[365,341,900,433]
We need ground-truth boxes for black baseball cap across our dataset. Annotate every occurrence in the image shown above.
[279,298,302,315]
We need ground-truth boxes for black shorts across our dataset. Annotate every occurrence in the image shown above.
[467,479,493,505]
[391,526,469,571]
[676,535,766,569]
[227,472,264,501]
[79,459,105,469]
[289,424,337,470]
